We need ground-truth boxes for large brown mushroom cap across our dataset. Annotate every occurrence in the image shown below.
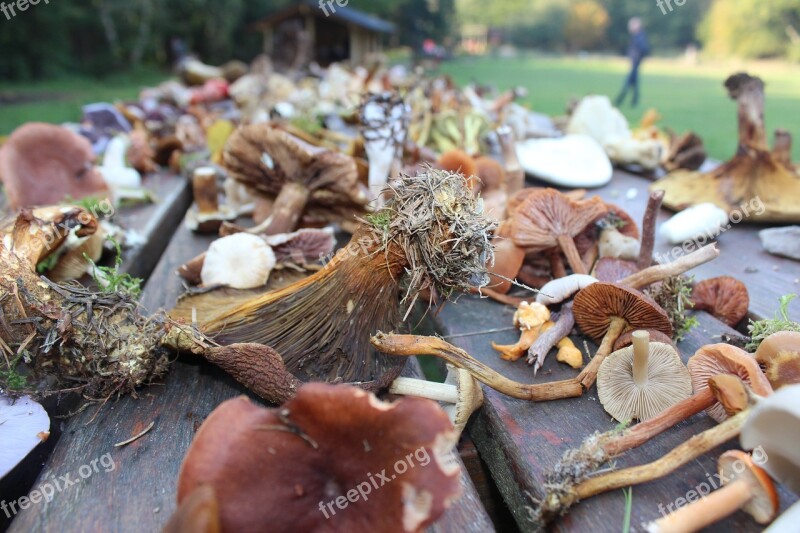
[691,276,750,327]
[573,282,673,343]
[508,189,607,252]
[177,385,462,533]
[0,123,108,209]
[717,450,779,524]
[223,124,367,209]
[688,344,773,422]
[754,331,800,389]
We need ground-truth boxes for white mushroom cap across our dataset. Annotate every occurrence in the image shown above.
[536,274,597,306]
[1,395,50,479]
[200,233,276,290]
[740,384,800,494]
[598,226,640,261]
[659,203,729,245]
[598,331,692,422]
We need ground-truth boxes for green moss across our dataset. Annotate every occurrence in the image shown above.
[747,294,800,351]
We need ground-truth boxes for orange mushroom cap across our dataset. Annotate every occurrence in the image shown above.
[691,276,750,327]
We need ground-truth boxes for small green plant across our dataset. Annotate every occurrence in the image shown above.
[84,237,143,298]
[0,353,28,391]
[646,275,698,342]
[36,253,60,274]
[365,211,392,232]
[747,294,800,351]
[622,487,634,533]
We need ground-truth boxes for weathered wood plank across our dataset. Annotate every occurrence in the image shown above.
[430,294,797,532]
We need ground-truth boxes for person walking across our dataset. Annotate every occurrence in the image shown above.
[615,17,650,107]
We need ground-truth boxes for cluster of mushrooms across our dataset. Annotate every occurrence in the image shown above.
[2,56,800,533]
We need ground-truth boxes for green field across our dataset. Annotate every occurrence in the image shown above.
[437,54,800,160]
[2,55,799,161]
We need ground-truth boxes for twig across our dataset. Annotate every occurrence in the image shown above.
[114,421,155,447]
[637,190,664,270]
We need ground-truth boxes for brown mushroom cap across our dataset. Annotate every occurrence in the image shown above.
[487,238,525,294]
[593,257,640,283]
[163,485,221,533]
[474,157,506,192]
[508,189,608,252]
[0,123,109,209]
[691,276,750,327]
[597,337,692,422]
[717,450,779,524]
[613,329,676,351]
[605,203,640,239]
[573,282,673,343]
[437,150,477,183]
[178,386,461,533]
[687,344,773,422]
[754,331,800,389]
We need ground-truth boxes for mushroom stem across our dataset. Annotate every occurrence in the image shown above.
[497,126,525,196]
[632,330,650,387]
[372,333,584,401]
[773,129,793,169]
[576,316,627,390]
[527,304,575,370]
[193,167,219,214]
[557,234,588,275]
[389,377,459,404]
[646,478,752,533]
[637,190,664,270]
[549,249,567,279]
[573,410,747,501]
[620,244,719,290]
[254,181,311,236]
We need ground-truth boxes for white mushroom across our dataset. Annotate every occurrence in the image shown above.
[360,93,409,206]
[659,203,729,244]
[515,135,613,188]
[200,233,276,289]
[536,274,598,306]
[599,226,640,260]
[1,395,50,479]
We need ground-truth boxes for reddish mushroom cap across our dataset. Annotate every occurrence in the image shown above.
[718,450,779,524]
[691,276,750,327]
[573,282,673,343]
[754,331,800,389]
[688,344,773,422]
[604,203,640,239]
[0,123,108,209]
[177,384,462,533]
[593,257,640,283]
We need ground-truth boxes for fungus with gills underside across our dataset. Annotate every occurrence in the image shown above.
[166,169,494,391]
[645,450,779,532]
[222,123,368,236]
[597,330,692,422]
[508,189,607,275]
[688,343,773,423]
[691,276,750,328]
[755,331,800,390]
[173,384,462,533]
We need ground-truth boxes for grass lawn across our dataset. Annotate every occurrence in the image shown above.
[436,54,800,161]
[0,67,169,136]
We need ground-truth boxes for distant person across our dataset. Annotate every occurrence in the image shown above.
[615,17,650,107]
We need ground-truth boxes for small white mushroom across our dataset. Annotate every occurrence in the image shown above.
[536,274,598,306]
[598,226,640,260]
[659,203,729,244]
[200,233,276,289]
[1,395,50,479]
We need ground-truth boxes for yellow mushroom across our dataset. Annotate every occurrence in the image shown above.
[556,337,583,369]
[492,302,551,362]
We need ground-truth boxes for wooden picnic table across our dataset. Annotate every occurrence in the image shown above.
[3,167,799,532]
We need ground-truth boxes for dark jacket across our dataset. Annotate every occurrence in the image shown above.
[629,31,650,64]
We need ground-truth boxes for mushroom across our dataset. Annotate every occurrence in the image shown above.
[437,150,477,186]
[527,303,577,372]
[755,332,800,390]
[655,73,800,223]
[184,167,237,234]
[658,203,729,245]
[496,126,525,196]
[597,330,692,422]
[514,135,613,188]
[662,131,707,172]
[222,124,367,236]
[598,226,640,260]
[688,343,773,422]
[0,395,50,479]
[163,485,221,533]
[572,282,673,391]
[200,233,276,290]
[592,257,640,283]
[645,450,779,532]
[690,276,750,327]
[45,226,106,282]
[536,274,598,306]
[360,92,409,204]
[486,238,525,294]
[613,329,676,351]
[555,336,583,369]
[740,384,800,493]
[174,385,462,532]
[0,123,109,209]
[166,170,494,391]
[508,189,608,274]
[492,301,550,361]
[389,365,484,437]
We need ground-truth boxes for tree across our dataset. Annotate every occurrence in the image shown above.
[564,0,610,51]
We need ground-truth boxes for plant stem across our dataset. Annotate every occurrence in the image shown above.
[637,190,664,270]
[646,478,751,533]
[632,331,650,387]
[558,234,587,275]
[389,377,459,403]
[620,244,719,290]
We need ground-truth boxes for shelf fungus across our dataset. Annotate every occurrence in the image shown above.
[170,385,461,533]
[222,123,368,235]
[654,73,800,223]
[166,169,494,393]
[0,206,169,399]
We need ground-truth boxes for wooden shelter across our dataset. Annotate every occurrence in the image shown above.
[255,1,394,68]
